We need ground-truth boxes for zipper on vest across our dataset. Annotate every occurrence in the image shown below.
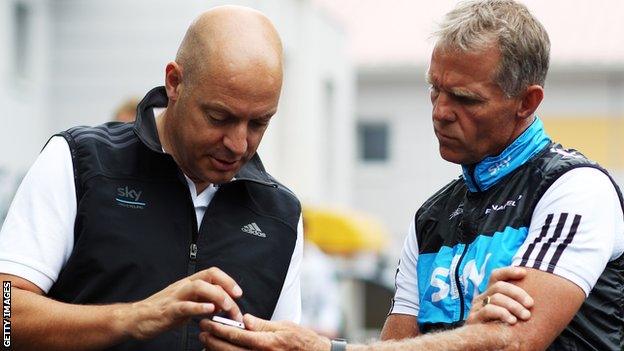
[188,243,198,271]
[180,242,198,351]
[189,243,198,260]
[454,246,469,321]
[180,175,199,351]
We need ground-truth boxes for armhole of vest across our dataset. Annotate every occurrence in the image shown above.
[413,210,422,252]
[591,166,624,263]
[53,131,82,205]
[535,164,623,211]
[413,178,460,250]
[533,164,624,263]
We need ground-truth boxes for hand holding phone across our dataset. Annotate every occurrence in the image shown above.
[211,315,245,329]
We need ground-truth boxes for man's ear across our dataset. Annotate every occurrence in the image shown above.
[165,62,184,101]
[517,85,544,119]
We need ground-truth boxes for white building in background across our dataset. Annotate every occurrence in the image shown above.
[0,0,50,172]
[0,0,355,207]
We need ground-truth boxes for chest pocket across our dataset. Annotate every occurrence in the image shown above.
[51,177,191,304]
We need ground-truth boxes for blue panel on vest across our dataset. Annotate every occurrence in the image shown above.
[417,226,529,325]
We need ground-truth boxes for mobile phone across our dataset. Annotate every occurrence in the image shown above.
[211,315,246,329]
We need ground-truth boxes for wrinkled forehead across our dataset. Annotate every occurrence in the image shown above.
[426,45,505,97]
[427,44,501,81]
[201,58,282,96]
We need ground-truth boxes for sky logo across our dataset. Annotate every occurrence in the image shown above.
[417,226,528,325]
[429,253,491,303]
[487,156,511,176]
[115,186,146,209]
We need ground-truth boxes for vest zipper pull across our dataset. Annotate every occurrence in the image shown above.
[189,243,198,260]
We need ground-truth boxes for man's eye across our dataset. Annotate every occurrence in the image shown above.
[208,114,227,124]
[251,120,269,129]
[454,95,480,105]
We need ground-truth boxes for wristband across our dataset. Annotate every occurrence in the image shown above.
[330,338,347,351]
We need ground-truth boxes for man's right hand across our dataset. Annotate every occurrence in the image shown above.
[466,266,534,325]
[2,267,242,350]
[122,267,244,340]
[201,314,330,351]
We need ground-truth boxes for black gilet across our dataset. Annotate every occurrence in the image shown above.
[415,143,624,350]
[47,87,301,351]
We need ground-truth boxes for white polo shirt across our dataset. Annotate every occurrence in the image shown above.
[0,136,303,322]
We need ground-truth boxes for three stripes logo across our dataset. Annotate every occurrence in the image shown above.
[519,213,582,272]
[241,222,267,238]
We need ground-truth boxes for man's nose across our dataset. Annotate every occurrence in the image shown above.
[432,93,456,122]
[223,124,248,156]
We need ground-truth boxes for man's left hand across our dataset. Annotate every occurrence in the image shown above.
[200,314,330,351]
[466,266,533,325]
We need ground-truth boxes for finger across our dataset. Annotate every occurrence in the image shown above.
[490,293,531,320]
[243,314,278,332]
[172,301,215,319]
[475,304,518,324]
[201,332,251,351]
[204,320,269,349]
[487,281,534,308]
[489,267,527,284]
[199,318,212,332]
[191,267,243,298]
[181,280,243,321]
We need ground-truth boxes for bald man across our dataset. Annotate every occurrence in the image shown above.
[0,6,302,351]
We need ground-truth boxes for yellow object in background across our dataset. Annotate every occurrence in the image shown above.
[542,116,624,170]
[303,206,388,255]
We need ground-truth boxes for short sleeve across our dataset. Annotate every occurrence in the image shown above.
[390,219,420,316]
[511,167,624,296]
[270,214,303,322]
[0,136,77,292]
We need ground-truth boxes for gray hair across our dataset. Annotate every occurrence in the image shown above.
[433,0,550,97]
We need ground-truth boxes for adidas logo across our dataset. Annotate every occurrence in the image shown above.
[241,222,266,238]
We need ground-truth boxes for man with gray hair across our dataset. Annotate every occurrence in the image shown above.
[200,1,624,350]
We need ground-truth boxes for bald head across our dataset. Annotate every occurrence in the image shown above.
[158,6,284,189]
[175,6,283,87]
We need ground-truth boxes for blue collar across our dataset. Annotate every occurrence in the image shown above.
[462,117,551,192]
